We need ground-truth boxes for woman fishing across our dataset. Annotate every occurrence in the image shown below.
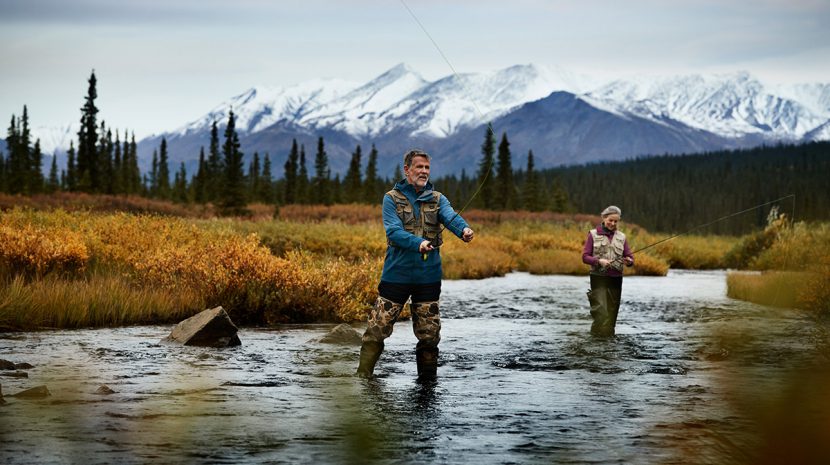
[582,205,635,336]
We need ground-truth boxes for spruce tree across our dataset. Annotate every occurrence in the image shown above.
[128,133,141,195]
[156,137,171,199]
[173,162,189,203]
[495,132,514,210]
[312,136,330,205]
[522,150,541,211]
[344,144,362,203]
[297,144,309,204]
[248,151,260,202]
[47,154,60,193]
[6,115,22,194]
[30,139,43,194]
[363,144,379,203]
[193,147,208,203]
[219,110,247,215]
[112,130,123,194]
[207,120,222,201]
[393,164,402,183]
[477,124,496,209]
[66,141,77,191]
[283,139,299,204]
[260,153,273,204]
[76,71,99,192]
[0,151,6,192]
[98,123,114,194]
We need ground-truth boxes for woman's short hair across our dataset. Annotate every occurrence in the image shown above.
[601,205,622,218]
[403,149,431,167]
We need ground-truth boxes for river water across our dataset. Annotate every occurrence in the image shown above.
[1,270,828,464]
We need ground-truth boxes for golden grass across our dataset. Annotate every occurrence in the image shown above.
[726,271,809,309]
[0,202,759,330]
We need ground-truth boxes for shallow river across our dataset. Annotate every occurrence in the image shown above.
[1,270,827,464]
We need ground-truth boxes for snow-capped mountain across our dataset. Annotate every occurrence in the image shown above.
[586,72,830,140]
[28,62,826,177]
[30,123,77,156]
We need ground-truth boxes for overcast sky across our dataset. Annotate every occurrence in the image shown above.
[2,0,828,139]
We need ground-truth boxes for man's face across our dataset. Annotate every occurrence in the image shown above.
[404,155,430,190]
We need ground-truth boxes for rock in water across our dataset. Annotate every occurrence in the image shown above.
[95,385,116,395]
[11,385,50,399]
[315,323,363,345]
[162,306,242,347]
[0,359,15,370]
[1,384,5,405]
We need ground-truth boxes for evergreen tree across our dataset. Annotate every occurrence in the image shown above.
[477,124,496,209]
[495,132,514,210]
[112,130,123,194]
[393,164,402,183]
[193,147,208,203]
[149,150,158,196]
[30,139,43,194]
[332,173,343,204]
[128,133,141,195]
[343,144,362,203]
[312,136,330,204]
[522,150,542,211]
[550,176,570,213]
[5,115,22,193]
[219,111,247,215]
[207,120,222,201]
[98,124,114,194]
[260,153,273,203]
[0,151,6,192]
[248,151,261,202]
[283,139,299,204]
[297,144,309,204]
[172,162,189,203]
[76,71,99,192]
[47,154,60,193]
[363,144,379,203]
[66,141,77,191]
[156,137,171,199]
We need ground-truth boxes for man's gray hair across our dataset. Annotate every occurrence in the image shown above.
[601,205,622,218]
[403,149,431,167]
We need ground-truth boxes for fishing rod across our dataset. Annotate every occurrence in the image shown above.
[608,194,796,268]
[398,0,495,260]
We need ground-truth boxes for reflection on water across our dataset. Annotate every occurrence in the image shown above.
[1,270,828,464]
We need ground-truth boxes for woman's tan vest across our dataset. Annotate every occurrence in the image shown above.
[591,228,626,273]
[386,189,444,247]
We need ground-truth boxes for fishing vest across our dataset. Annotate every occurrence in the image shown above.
[591,228,626,273]
[386,189,444,248]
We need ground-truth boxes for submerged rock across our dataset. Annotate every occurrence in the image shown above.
[11,385,50,399]
[95,385,116,395]
[1,384,5,405]
[315,323,362,345]
[162,306,242,348]
[15,362,34,370]
[0,371,28,378]
[0,359,15,370]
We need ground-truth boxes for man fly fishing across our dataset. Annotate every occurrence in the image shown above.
[357,149,474,380]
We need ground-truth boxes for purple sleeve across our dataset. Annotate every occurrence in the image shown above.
[582,232,598,266]
[623,239,634,266]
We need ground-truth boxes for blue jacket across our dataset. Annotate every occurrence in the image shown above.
[381,179,470,284]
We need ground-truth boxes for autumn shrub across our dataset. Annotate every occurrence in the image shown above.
[0,221,89,277]
[726,271,808,309]
[518,249,586,275]
[653,235,736,269]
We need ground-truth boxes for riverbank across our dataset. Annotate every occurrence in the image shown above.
[4,201,827,330]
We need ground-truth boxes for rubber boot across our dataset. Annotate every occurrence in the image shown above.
[356,341,384,378]
[416,347,439,381]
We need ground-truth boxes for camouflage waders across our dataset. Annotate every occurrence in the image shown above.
[357,296,442,378]
[587,275,622,337]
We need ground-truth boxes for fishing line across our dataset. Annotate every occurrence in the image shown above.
[398,0,495,257]
[611,194,796,266]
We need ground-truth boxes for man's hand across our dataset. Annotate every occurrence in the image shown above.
[462,227,474,243]
[419,240,435,253]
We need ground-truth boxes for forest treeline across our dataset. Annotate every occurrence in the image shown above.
[1,71,828,234]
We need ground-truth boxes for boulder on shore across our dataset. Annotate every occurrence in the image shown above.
[315,323,363,346]
[162,306,242,348]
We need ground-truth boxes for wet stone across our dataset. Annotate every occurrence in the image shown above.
[95,385,116,395]
[14,363,34,370]
[11,385,51,399]
[0,359,15,370]
[315,323,362,345]
[0,371,28,378]
[0,384,5,405]
[162,306,242,348]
